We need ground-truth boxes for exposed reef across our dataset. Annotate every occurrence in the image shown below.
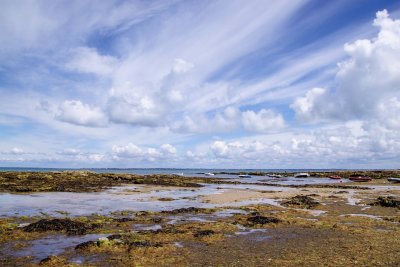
[282,195,320,209]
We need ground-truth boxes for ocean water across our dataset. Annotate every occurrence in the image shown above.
[0,167,344,175]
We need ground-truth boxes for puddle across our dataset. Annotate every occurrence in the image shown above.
[255,177,350,186]
[213,209,248,217]
[362,185,400,191]
[133,224,162,231]
[0,177,360,218]
[5,234,108,262]
[0,185,220,217]
[347,191,362,206]
[234,228,272,241]
[174,242,184,248]
[306,210,327,216]
[167,215,215,225]
[235,228,268,236]
[0,184,288,217]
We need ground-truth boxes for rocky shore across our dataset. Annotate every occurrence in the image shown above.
[0,170,399,266]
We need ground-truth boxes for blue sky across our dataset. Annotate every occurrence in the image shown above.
[1,0,400,168]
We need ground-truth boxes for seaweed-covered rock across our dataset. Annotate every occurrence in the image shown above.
[161,207,209,214]
[282,195,319,209]
[247,216,282,225]
[371,196,400,209]
[193,230,215,237]
[113,217,134,223]
[75,240,97,250]
[107,234,123,240]
[151,217,163,223]
[39,255,68,265]
[158,197,175,201]
[23,219,97,235]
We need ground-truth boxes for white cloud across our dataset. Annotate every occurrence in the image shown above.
[76,153,106,162]
[57,148,81,156]
[290,88,330,122]
[160,144,177,155]
[56,100,108,127]
[171,107,241,133]
[66,47,118,75]
[10,147,24,155]
[0,147,26,155]
[189,119,400,168]
[112,143,143,158]
[172,58,194,74]
[373,97,400,131]
[171,107,286,134]
[0,1,175,58]
[242,109,285,133]
[292,10,400,123]
[106,83,165,127]
[112,143,177,162]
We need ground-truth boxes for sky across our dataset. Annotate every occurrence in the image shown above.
[1,0,400,169]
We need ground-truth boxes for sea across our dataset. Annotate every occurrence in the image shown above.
[0,167,346,175]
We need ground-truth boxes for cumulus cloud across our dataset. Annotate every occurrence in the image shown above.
[106,83,165,127]
[66,47,118,76]
[196,118,400,168]
[112,143,177,162]
[211,141,244,159]
[105,57,195,127]
[112,143,143,158]
[76,153,106,162]
[292,10,400,123]
[171,107,285,134]
[171,107,241,133]
[160,144,177,155]
[56,100,108,127]
[242,109,285,133]
[373,97,400,131]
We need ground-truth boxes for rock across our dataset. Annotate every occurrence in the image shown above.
[23,219,97,235]
[151,217,163,223]
[39,255,67,265]
[193,230,215,237]
[247,216,282,225]
[75,240,97,250]
[282,195,319,209]
[161,207,208,214]
[158,197,175,201]
[371,196,400,208]
[113,217,134,222]
[136,211,151,216]
[107,234,123,240]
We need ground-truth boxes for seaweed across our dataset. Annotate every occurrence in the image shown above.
[282,195,320,209]
[23,219,99,235]
[370,196,400,209]
[246,216,282,225]
[193,230,215,237]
